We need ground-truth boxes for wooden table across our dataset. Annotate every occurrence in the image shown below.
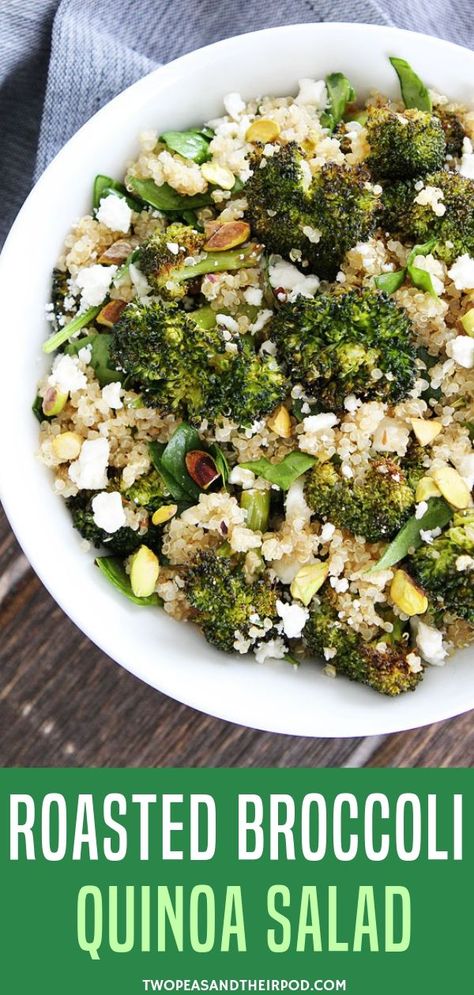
[1,506,472,768]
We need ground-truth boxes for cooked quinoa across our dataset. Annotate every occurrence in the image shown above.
[35,58,474,696]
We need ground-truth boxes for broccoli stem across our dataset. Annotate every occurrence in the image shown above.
[175,245,260,284]
[240,489,271,531]
[43,305,101,354]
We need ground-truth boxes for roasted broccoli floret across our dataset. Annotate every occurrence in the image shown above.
[272,288,415,410]
[303,592,423,695]
[245,144,380,279]
[366,106,446,180]
[435,108,466,157]
[67,493,161,556]
[409,510,474,622]
[51,267,74,329]
[185,551,278,652]
[122,468,170,511]
[110,299,287,426]
[305,595,422,695]
[304,457,415,542]
[140,223,261,299]
[382,170,474,264]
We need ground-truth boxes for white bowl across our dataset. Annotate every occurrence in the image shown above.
[1,22,473,738]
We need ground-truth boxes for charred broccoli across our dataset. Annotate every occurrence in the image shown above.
[434,108,466,157]
[122,468,170,511]
[304,457,416,541]
[303,592,423,695]
[245,144,380,279]
[185,550,278,652]
[272,288,416,410]
[68,492,161,556]
[110,299,287,426]
[409,510,474,622]
[140,222,261,299]
[382,170,474,264]
[366,106,446,179]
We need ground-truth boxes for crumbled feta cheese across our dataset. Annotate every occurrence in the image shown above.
[101,381,123,409]
[323,646,337,661]
[373,416,410,456]
[229,466,256,489]
[233,631,252,654]
[446,335,474,369]
[48,354,87,393]
[216,313,239,334]
[456,554,474,571]
[166,241,180,255]
[68,438,109,490]
[243,287,263,306]
[406,651,423,674]
[230,526,262,552]
[302,225,322,244]
[415,620,447,666]
[456,453,474,490]
[415,500,429,520]
[320,522,335,542]
[96,193,132,233]
[413,185,446,216]
[448,254,474,290]
[276,600,309,639]
[75,264,117,308]
[302,412,339,434]
[78,346,92,364]
[285,478,312,527]
[330,576,349,593]
[343,393,361,414]
[341,464,353,479]
[249,309,273,333]
[419,527,442,544]
[91,491,126,533]
[295,78,327,109]
[459,137,474,179]
[129,262,151,299]
[223,92,246,119]
[259,339,276,356]
[268,256,319,300]
[411,253,445,295]
[254,637,287,663]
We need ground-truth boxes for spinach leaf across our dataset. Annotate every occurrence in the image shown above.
[374,270,406,293]
[43,305,101,354]
[239,451,316,490]
[369,497,453,573]
[96,556,160,606]
[209,443,230,487]
[320,72,356,131]
[93,174,141,212]
[406,238,439,297]
[66,332,122,386]
[32,394,47,423]
[160,129,211,164]
[149,423,203,502]
[467,421,474,442]
[128,177,214,212]
[389,57,432,112]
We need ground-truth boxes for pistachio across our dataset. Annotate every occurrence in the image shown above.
[415,476,441,502]
[151,504,178,526]
[390,569,428,616]
[410,417,442,446]
[129,545,160,598]
[290,561,329,606]
[432,466,471,509]
[267,404,292,438]
[201,162,235,190]
[245,118,280,143]
[52,431,82,462]
[98,240,132,265]
[460,307,474,336]
[185,450,220,489]
[203,220,251,252]
[42,386,68,417]
[97,299,128,327]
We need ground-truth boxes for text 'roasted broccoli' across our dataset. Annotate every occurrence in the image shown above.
[185,550,278,652]
[272,288,416,410]
[304,592,423,695]
[409,510,474,623]
[245,144,380,280]
[304,457,416,542]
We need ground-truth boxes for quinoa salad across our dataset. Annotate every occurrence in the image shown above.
[35,57,474,696]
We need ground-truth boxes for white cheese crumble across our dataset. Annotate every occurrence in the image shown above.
[68,438,109,490]
[223,92,246,120]
[129,262,151,299]
[101,381,123,409]
[302,412,339,434]
[48,354,87,393]
[243,287,263,306]
[446,335,474,369]
[166,241,180,255]
[228,466,256,489]
[276,600,309,639]
[96,193,132,233]
[254,637,287,664]
[415,500,429,520]
[415,620,447,666]
[91,491,126,533]
[459,137,474,180]
[295,78,327,109]
[302,225,322,244]
[268,256,319,300]
[344,393,361,414]
[216,313,239,334]
[320,522,335,542]
[78,346,92,364]
[285,478,312,527]
[413,185,446,216]
[456,554,474,572]
[373,417,410,456]
[448,254,474,290]
[249,309,273,333]
[75,263,117,308]
[406,651,423,674]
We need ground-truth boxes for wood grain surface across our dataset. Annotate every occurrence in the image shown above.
[0,507,472,768]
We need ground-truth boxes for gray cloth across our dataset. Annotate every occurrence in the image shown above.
[0,0,473,248]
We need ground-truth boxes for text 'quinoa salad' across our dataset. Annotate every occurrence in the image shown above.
[35,58,474,696]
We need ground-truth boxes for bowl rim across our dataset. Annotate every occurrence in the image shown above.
[1,20,473,739]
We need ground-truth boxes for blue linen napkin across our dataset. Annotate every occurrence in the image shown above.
[0,0,472,248]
